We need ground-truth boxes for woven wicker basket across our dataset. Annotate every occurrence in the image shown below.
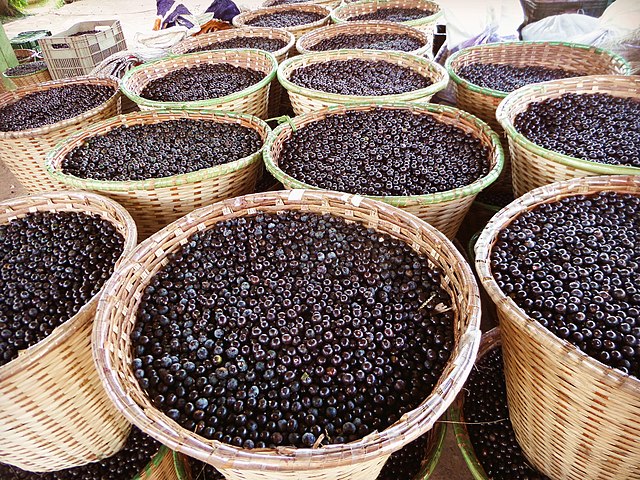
[46,109,270,240]
[445,41,631,133]
[93,189,482,480]
[135,447,181,480]
[0,76,121,193]
[475,175,640,480]
[0,191,137,472]
[262,0,341,10]
[170,28,295,117]
[232,5,332,40]
[296,21,431,56]
[278,49,449,114]
[3,65,52,88]
[120,50,277,119]
[264,103,503,239]
[331,0,443,49]
[496,74,640,197]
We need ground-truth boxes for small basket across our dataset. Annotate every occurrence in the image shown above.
[0,75,121,193]
[278,49,449,115]
[449,328,501,480]
[136,446,181,480]
[0,191,137,472]
[46,109,270,240]
[170,28,296,117]
[296,22,431,56]
[232,4,332,40]
[331,0,443,50]
[496,75,640,197]
[93,189,482,480]
[475,175,640,480]
[445,41,631,133]
[264,103,503,239]
[13,48,38,64]
[3,63,52,88]
[120,50,277,119]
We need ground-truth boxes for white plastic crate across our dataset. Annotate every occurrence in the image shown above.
[39,20,127,79]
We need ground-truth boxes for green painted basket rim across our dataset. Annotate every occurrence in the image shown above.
[331,0,443,26]
[264,102,505,206]
[496,76,640,176]
[133,445,171,480]
[3,65,49,78]
[277,49,449,103]
[45,109,270,192]
[120,49,278,109]
[445,40,632,99]
[173,450,189,479]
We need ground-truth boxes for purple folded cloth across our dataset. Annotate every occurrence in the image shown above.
[156,0,195,29]
[204,0,241,22]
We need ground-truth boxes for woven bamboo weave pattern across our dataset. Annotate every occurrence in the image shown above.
[46,109,270,240]
[496,75,640,197]
[120,50,277,119]
[0,191,137,472]
[93,189,482,480]
[232,4,331,40]
[4,67,52,88]
[475,175,640,480]
[264,103,503,239]
[0,76,121,193]
[136,447,180,480]
[296,22,431,56]
[277,49,449,115]
[446,41,631,133]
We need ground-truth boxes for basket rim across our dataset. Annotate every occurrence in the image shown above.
[277,49,449,103]
[231,4,332,32]
[120,50,278,109]
[169,27,296,59]
[263,102,505,205]
[3,64,49,78]
[445,41,632,99]
[331,0,443,26]
[474,175,640,396]
[295,21,430,55]
[93,188,482,472]
[495,74,640,175]
[0,191,137,382]
[0,75,120,138]
[45,109,271,192]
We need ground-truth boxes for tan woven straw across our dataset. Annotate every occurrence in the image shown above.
[475,175,640,480]
[120,50,277,119]
[496,75,640,197]
[3,66,52,88]
[0,191,137,472]
[46,109,270,240]
[0,76,121,193]
[232,4,332,40]
[93,189,482,480]
[136,446,181,480]
[296,21,431,56]
[264,103,503,239]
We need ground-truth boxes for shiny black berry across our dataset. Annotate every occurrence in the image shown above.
[245,11,325,28]
[457,63,582,93]
[186,37,287,54]
[308,33,423,52]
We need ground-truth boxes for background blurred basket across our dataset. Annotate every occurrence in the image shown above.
[3,63,52,88]
[120,50,277,119]
[446,41,631,133]
[46,109,270,240]
[475,174,640,480]
[264,103,503,239]
[278,49,449,115]
[0,191,137,472]
[0,75,121,193]
[170,28,296,117]
[262,0,341,10]
[232,4,332,40]
[496,75,640,197]
[296,21,431,56]
[13,48,38,64]
[93,189,482,480]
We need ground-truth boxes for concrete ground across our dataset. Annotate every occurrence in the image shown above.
[1,1,475,478]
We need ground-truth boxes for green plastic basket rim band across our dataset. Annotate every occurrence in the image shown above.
[266,115,297,132]
[444,40,632,99]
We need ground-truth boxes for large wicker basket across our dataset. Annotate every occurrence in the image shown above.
[445,41,631,133]
[93,189,482,480]
[331,0,443,49]
[296,21,431,56]
[278,49,448,115]
[46,109,270,240]
[262,0,341,10]
[0,191,137,472]
[0,76,121,193]
[475,175,640,480]
[120,50,277,119]
[264,103,503,239]
[232,4,332,40]
[3,64,52,88]
[496,75,640,197]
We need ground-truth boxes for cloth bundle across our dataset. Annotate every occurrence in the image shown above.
[155,0,241,30]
